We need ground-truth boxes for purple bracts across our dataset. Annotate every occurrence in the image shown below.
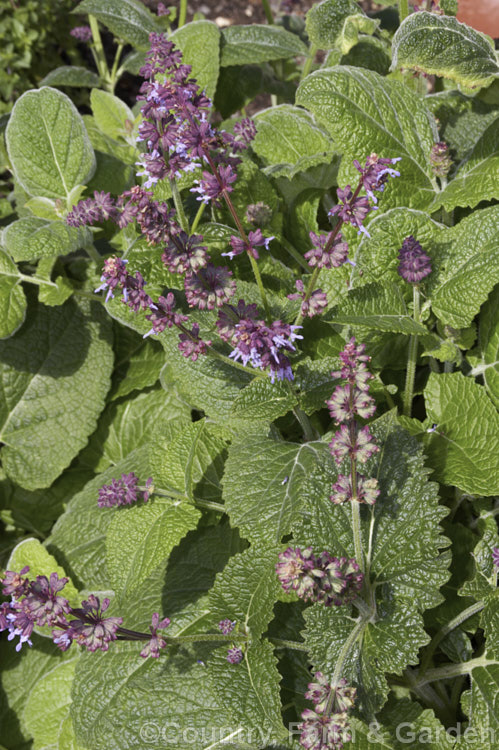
[397,236,432,283]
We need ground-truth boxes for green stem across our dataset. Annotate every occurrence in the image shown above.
[331,617,367,688]
[418,601,485,677]
[417,657,491,687]
[279,236,310,271]
[169,178,189,233]
[301,44,317,81]
[352,501,364,570]
[88,15,110,84]
[117,628,248,645]
[247,253,272,321]
[293,267,319,327]
[269,637,308,652]
[145,485,226,514]
[190,201,206,235]
[403,284,420,417]
[261,0,274,24]
[398,0,409,22]
[84,244,101,263]
[18,274,58,288]
[293,405,317,442]
[109,42,124,92]
[178,0,188,27]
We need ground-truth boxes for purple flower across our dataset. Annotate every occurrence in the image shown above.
[68,595,122,653]
[144,293,188,336]
[233,117,257,146]
[298,709,351,750]
[430,142,452,177]
[223,229,274,261]
[305,672,332,714]
[288,280,328,319]
[95,257,129,302]
[162,231,209,274]
[245,202,273,227]
[4,606,35,652]
[329,424,379,466]
[178,323,211,361]
[397,236,432,283]
[493,548,499,568]
[227,647,243,664]
[330,473,379,506]
[353,153,401,203]
[70,25,92,42]
[326,383,376,423]
[329,186,373,236]
[184,265,236,310]
[191,166,238,206]
[23,573,71,627]
[157,2,170,16]
[332,337,373,391]
[316,555,363,606]
[1,566,30,597]
[229,318,302,382]
[216,299,259,343]
[305,232,350,270]
[276,547,318,601]
[218,619,236,635]
[97,472,151,507]
[140,613,170,658]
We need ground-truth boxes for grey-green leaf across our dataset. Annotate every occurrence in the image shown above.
[171,21,221,100]
[220,24,308,66]
[0,249,26,338]
[39,66,101,88]
[231,377,297,421]
[0,299,113,490]
[90,88,135,142]
[423,372,499,495]
[2,217,84,262]
[296,66,437,210]
[73,0,160,48]
[6,87,96,199]
[391,12,499,89]
[471,284,499,409]
[306,0,379,54]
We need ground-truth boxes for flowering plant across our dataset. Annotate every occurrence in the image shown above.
[1,0,499,748]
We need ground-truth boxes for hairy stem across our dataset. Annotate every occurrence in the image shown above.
[418,601,485,677]
[109,42,124,92]
[169,178,190,233]
[416,657,491,687]
[178,0,188,27]
[293,405,317,442]
[403,284,420,417]
[352,501,364,571]
[261,0,274,24]
[190,201,206,235]
[398,0,409,22]
[269,637,309,652]
[88,15,110,84]
[301,44,317,81]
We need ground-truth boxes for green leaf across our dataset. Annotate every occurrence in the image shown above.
[423,372,499,495]
[460,515,499,600]
[471,284,499,409]
[171,21,221,100]
[90,89,134,142]
[378,698,456,749]
[330,282,429,335]
[87,150,134,195]
[111,331,165,400]
[433,114,499,212]
[23,657,79,749]
[8,537,80,606]
[39,66,101,88]
[47,446,150,590]
[252,104,335,179]
[391,12,499,89]
[231,377,297,421]
[220,24,308,66]
[106,497,200,599]
[2,217,84,262]
[0,298,113,490]
[80,386,190,473]
[0,248,26,338]
[149,419,229,503]
[83,114,137,165]
[223,436,331,544]
[209,544,281,638]
[73,0,160,48]
[37,257,74,307]
[6,87,96,200]
[296,66,438,210]
[306,0,379,54]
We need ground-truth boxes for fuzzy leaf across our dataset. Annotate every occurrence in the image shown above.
[296,66,438,210]
[73,0,160,48]
[472,284,499,409]
[252,104,336,179]
[231,377,297,421]
[90,89,135,142]
[391,12,499,89]
[39,66,101,88]
[460,515,499,600]
[106,497,201,599]
[6,87,96,199]
[23,657,79,749]
[171,21,221,100]
[330,282,428,334]
[423,372,499,495]
[2,218,83,262]
[111,336,165,400]
[0,249,26,338]
[220,24,308,66]
[223,436,331,544]
[8,537,80,607]
[306,0,379,54]
[0,299,112,490]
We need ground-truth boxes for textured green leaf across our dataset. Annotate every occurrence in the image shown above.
[39,66,101,89]
[306,0,379,54]
[296,66,438,210]
[433,114,499,212]
[378,699,455,749]
[2,218,83,262]
[81,386,190,472]
[87,150,135,196]
[83,114,137,165]
[111,333,165,400]
[223,159,282,235]
[471,285,499,409]
[73,0,160,48]
[106,497,200,599]
[23,657,79,749]
[149,419,228,503]
[210,544,281,638]
[252,104,335,179]
[8,537,80,606]
[0,248,26,338]
[0,299,112,490]
[295,356,342,415]
[460,515,499,600]
[220,24,308,66]
[423,372,499,495]
[330,282,429,334]
[341,35,391,76]
[391,12,499,89]
[171,21,221,100]
[90,89,134,142]
[58,714,88,750]
[6,87,96,199]
[231,377,297,421]
[47,447,150,590]
[223,436,330,544]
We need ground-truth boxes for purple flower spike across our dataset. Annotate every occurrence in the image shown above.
[144,293,188,337]
[305,232,349,270]
[184,265,236,310]
[288,279,328,318]
[178,323,211,361]
[140,613,171,658]
[224,229,274,261]
[329,186,373,236]
[298,709,351,750]
[227,647,243,664]
[353,153,401,203]
[23,573,71,627]
[330,473,379,506]
[329,424,379,466]
[218,619,236,635]
[326,383,375,422]
[68,595,122,653]
[493,548,499,568]
[1,566,30,597]
[397,236,432,283]
[70,26,92,42]
[276,547,317,601]
[98,472,151,508]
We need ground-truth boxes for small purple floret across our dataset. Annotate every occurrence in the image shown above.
[397,236,432,283]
